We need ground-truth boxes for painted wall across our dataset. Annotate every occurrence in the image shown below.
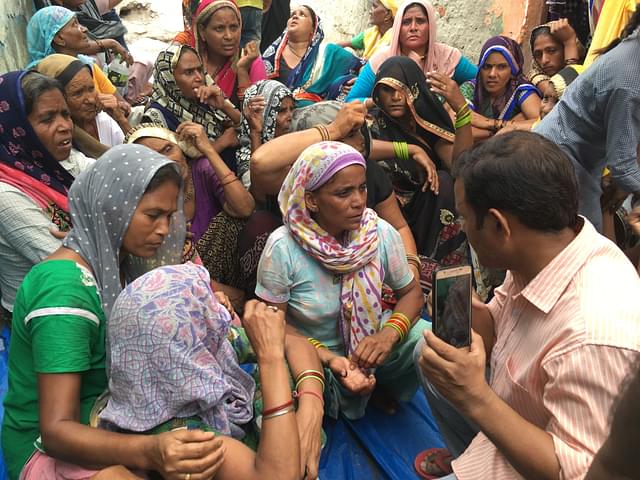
[0,0,34,74]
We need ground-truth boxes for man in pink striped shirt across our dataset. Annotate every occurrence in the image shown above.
[415,131,640,480]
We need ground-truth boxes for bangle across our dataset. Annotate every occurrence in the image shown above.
[262,405,296,420]
[383,321,406,342]
[307,337,328,349]
[262,399,294,417]
[390,312,411,327]
[293,389,324,406]
[454,103,472,130]
[392,141,409,161]
[314,124,331,142]
[295,370,325,392]
[221,176,238,186]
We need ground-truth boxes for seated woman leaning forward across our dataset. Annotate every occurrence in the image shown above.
[256,141,425,420]
[458,36,541,139]
[1,144,189,479]
[100,263,302,480]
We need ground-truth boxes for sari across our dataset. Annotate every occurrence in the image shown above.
[101,263,255,438]
[262,8,363,105]
[236,80,293,187]
[145,44,229,141]
[372,56,465,264]
[464,36,540,121]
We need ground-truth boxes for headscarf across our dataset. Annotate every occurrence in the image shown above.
[26,6,76,69]
[278,141,382,355]
[373,56,454,149]
[236,80,293,187]
[369,0,462,77]
[471,36,539,120]
[175,0,243,99]
[146,44,228,140]
[62,144,186,317]
[362,0,399,60]
[101,263,255,437]
[0,71,73,215]
[34,53,92,88]
[262,6,326,90]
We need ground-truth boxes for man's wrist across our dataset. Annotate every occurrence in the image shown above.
[462,381,497,423]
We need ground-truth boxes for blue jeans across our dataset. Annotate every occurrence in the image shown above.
[240,7,262,47]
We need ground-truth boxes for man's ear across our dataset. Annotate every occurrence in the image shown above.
[304,191,318,213]
[487,208,512,239]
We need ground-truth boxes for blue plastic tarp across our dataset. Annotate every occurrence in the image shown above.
[319,390,444,480]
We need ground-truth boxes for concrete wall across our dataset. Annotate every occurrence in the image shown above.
[306,0,544,64]
[0,0,34,74]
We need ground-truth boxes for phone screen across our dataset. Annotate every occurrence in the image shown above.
[434,270,471,348]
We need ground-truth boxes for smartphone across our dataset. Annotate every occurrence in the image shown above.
[432,265,472,348]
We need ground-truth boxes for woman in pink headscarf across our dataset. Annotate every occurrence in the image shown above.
[346,0,477,105]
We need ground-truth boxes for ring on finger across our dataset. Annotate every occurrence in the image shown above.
[185,474,191,480]
[267,305,279,312]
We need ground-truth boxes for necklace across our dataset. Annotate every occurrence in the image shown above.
[287,43,305,58]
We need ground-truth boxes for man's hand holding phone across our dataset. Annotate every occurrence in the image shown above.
[418,329,492,418]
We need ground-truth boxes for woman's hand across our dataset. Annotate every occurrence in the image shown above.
[351,327,399,369]
[214,290,235,316]
[152,429,225,480]
[242,300,286,362]
[244,95,266,133]
[550,18,577,45]
[426,71,466,113]
[196,84,226,110]
[341,78,356,96]
[237,41,260,71]
[216,126,240,150]
[328,356,376,395]
[177,121,213,155]
[97,93,125,120]
[326,101,366,140]
[103,39,134,66]
[408,144,439,194]
[296,400,323,479]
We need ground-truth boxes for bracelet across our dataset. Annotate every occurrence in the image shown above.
[262,405,296,420]
[296,369,325,381]
[293,389,324,406]
[295,371,325,392]
[455,103,470,118]
[383,321,406,342]
[390,311,411,327]
[454,103,472,130]
[386,317,410,340]
[314,124,331,142]
[307,337,328,349]
[221,176,239,186]
[392,141,409,162]
[262,399,294,417]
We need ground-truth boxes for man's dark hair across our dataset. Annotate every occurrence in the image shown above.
[453,131,579,232]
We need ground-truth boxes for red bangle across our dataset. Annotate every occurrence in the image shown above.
[294,390,324,406]
[262,399,294,417]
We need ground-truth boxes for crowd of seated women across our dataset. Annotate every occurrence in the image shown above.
[0,0,639,479]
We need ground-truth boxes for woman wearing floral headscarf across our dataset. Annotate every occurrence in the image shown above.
[256,141,425,420]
